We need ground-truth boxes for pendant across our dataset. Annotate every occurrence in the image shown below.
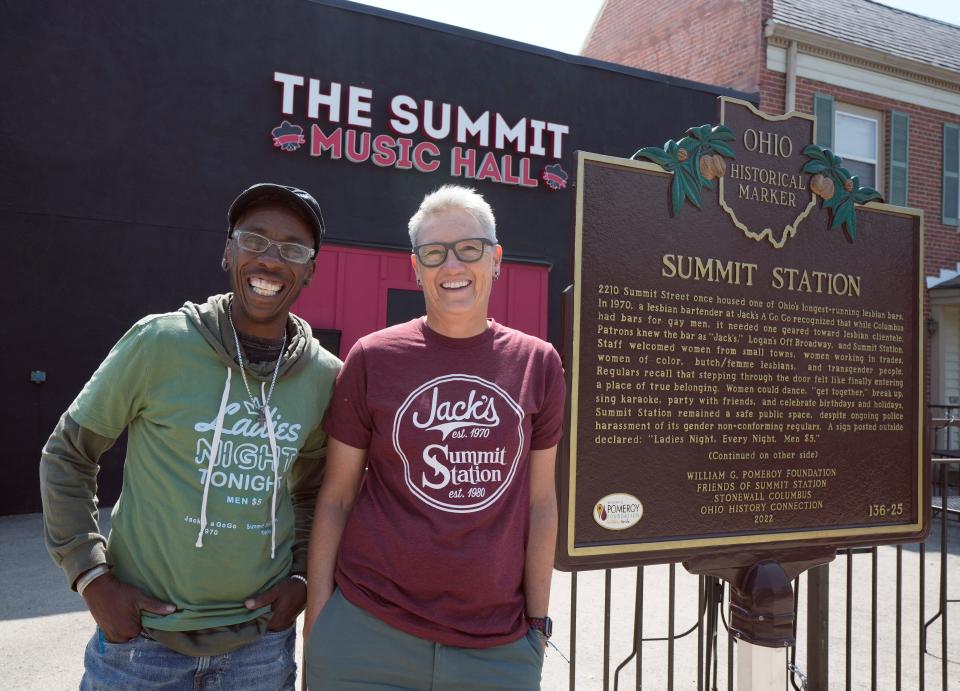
[257,406,266,424]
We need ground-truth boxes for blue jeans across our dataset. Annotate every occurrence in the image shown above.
[80,626,296,690]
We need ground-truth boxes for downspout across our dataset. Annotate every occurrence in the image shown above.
[785,40,798,113]
[765,21,798,115]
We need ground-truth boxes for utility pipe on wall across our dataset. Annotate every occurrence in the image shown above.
[785,40,797,113]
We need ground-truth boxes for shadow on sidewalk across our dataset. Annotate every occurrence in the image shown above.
[0,513,112,620]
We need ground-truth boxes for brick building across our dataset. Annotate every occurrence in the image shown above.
[583,0,960,409]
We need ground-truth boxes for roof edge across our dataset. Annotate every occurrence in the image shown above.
[579,0,610,55]
[765,19,960,92]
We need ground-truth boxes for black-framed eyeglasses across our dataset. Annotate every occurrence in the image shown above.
[232,230,316,264]
[413,237,496,267]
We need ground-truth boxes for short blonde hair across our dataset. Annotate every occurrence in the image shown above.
[408,185,497,246]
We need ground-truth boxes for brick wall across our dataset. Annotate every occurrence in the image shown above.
[582,0,764,93]
[760,72,951,395]
[584,0,959,279]
[584,0,951,399]
[760,69,960,279]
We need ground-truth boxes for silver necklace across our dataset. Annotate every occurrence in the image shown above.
[227,302,286,423]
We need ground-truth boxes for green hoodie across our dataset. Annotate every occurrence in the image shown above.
[41,294,340,643]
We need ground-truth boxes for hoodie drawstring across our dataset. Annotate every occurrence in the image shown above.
[262,381,281,560]
[194,369,281,559]
[196,368,232,548]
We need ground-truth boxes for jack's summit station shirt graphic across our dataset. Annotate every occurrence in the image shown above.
[326,318,565,648]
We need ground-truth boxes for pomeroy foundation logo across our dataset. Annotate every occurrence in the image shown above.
[393,374,525,513]
[271,120,306,152]
[593,493,643,531]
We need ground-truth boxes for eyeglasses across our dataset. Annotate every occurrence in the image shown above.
[413,237,496,267]
[232,230,316,264]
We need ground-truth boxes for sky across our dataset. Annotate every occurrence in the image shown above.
[347,0,960,55]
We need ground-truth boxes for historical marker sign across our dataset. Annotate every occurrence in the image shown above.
[557,97,926,571]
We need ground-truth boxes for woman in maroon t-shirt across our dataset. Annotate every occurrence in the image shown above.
[304,186,565,690]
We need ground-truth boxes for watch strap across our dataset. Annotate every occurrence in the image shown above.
[526,615,552,638]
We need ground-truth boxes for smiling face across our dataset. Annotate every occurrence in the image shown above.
[411,208,502,338]
[223,204,315,339]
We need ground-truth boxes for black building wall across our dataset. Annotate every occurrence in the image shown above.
[2,0,751,514]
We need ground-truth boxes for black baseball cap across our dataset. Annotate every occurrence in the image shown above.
[228,183,326,248]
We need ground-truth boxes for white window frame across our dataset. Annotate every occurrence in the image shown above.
[834,104,883,191]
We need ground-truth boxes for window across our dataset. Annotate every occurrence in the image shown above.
[834,106,882,190]
[386,288,424,327]
[945,123,959,225]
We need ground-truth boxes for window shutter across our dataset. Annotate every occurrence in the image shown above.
[814,93,834,149]
[888,111,909,206]
[944,123,959,226]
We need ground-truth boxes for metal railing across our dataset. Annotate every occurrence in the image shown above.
[554,409,957,690]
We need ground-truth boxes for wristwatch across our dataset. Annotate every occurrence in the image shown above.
[526,616,553,639]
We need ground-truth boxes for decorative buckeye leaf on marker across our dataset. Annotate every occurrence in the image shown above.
[802,144,882,242]
[684,123,736,184]
[633,138,679,170]
[632,124,736,217]
[809,174,835,200]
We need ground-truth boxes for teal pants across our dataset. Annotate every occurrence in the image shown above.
[306,589,545,690]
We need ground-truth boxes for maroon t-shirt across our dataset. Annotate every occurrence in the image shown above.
[324,318,565,648]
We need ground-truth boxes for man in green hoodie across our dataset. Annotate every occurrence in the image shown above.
[40,183,341,690]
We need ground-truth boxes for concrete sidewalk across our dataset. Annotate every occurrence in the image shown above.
[2,511,958,690]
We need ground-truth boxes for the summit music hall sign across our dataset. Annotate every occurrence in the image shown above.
[559,97,926,571]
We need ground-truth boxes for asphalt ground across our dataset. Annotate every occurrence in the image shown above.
[2,512,957,690]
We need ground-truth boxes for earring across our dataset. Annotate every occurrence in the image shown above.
[416,277,422,287]
[494,271,500,280]
[221,258,229,271]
